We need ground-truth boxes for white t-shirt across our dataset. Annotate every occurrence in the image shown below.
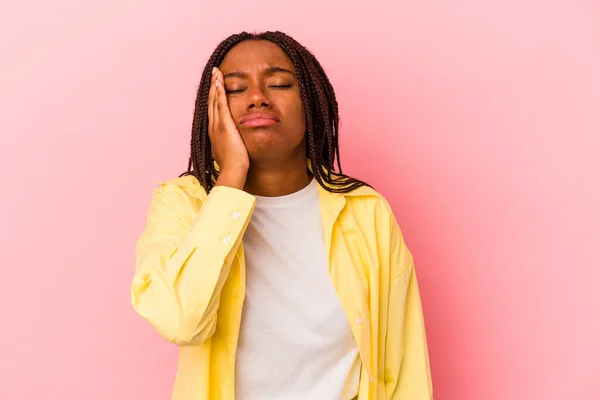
[235,178,361,400]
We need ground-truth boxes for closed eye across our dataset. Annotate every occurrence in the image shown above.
[225,85,292,94]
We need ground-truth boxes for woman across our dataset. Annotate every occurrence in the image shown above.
[131,31,432,400]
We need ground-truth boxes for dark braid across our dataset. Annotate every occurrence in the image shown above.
[180,31,371,194]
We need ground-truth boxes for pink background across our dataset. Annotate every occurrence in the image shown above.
[1,1,599,399]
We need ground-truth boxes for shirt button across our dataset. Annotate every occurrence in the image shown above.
[355,317,362,325]
[232,212,240,220]
[222,236,231,245]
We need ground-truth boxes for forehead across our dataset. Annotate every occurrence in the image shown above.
[219,40,295,73]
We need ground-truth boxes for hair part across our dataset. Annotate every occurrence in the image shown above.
[180,31,371,194]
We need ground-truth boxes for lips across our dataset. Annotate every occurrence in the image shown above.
[240,112,280,127]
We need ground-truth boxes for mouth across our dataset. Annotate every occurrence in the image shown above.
[240,112,280,127]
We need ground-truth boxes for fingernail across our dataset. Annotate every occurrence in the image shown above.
[215,80,220,88]
[212,67,217,75]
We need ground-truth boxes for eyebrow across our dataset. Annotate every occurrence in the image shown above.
[223,66,295,79]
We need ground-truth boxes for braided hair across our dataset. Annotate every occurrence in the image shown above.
[180,31,371,194]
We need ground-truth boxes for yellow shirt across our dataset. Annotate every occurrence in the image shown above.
[131,174,433,399]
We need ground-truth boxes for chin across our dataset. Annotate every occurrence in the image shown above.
[242,127,305,158]
[242,127,277,142]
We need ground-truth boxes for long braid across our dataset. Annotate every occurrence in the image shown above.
[180,31,371,194]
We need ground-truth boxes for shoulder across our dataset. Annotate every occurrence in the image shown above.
[339,184,412,278]
[334,183,402,246]
[141,175,207,220]
[342,184,396,221]
[155,174,208,201]
[342,184,407,246]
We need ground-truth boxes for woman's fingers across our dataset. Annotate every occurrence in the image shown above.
[215,71,229,118]
[207,67,218,139]
[207,69,249,171]
[213,70,222,131]
[215,70,237,133]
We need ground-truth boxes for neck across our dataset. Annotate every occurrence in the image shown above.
[244,157,312,197]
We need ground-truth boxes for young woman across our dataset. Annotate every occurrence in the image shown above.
[131,31,432,400]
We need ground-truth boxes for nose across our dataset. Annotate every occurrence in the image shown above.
[246,83,271,110]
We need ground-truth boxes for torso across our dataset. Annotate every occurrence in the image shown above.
[236,178,361,400]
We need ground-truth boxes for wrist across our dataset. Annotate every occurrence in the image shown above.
[215,167,248,190]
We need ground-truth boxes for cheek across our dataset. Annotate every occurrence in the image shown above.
[286,96,306,130]
[287,105,306,146]
[225,96,245,120]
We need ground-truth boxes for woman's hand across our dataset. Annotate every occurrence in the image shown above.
[208,67,249,189]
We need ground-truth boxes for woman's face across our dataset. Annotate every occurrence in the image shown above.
[218,40,306,163]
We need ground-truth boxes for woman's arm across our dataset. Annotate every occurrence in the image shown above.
[131,181,255,346]
[381,202,433,399]
[385,261,433,399]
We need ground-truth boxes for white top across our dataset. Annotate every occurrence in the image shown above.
[235,178,361,400]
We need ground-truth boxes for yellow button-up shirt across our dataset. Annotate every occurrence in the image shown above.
[131,174,432,399]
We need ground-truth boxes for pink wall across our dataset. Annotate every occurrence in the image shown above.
[1,1,599,399]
